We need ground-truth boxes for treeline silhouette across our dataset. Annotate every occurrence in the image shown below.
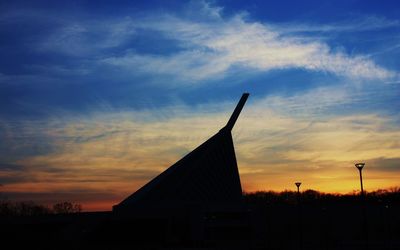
[1,188,399,249]
[0,200,82,216]
[244,187,400,205]
[2,187,399,216]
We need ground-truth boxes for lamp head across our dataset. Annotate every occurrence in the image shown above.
[355,162,365,170]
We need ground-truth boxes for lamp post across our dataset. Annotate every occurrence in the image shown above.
[355,162,368,248]
[355,163,365,196]
[295,182,302,195]
[295,182,302,250]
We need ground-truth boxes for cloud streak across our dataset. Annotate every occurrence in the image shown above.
[271,15,400,34]
[6,2,393,84]
[101,5,395,82]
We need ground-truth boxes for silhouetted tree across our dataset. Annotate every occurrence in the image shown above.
[18,201,52,215]
[52,201,82,214]
[0,200,51,216]
[0,200,83,216]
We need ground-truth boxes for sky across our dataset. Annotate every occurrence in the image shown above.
[1,0,399,211]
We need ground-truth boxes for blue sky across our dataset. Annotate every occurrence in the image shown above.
[1,0,400,210]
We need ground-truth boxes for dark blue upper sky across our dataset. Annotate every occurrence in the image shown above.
[1,0,399,120]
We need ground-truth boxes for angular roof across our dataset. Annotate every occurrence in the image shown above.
[114,93,249,210]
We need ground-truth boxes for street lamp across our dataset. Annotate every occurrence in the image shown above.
[355,162,368,247]
[295,182,302,194]
[295,182,303,250]
[355,163,365,196]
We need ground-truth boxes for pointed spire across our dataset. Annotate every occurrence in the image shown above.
[225,93,249,131]
[114,93,250,212]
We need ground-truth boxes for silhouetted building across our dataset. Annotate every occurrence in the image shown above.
[113,93,249,213]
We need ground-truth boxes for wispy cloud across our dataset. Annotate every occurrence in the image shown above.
[100,5,395,82]
[271,15,400,34]
[38,18,137,57]
[9,2,394,84]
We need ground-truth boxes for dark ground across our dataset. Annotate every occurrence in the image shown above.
[1,190,400,249]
